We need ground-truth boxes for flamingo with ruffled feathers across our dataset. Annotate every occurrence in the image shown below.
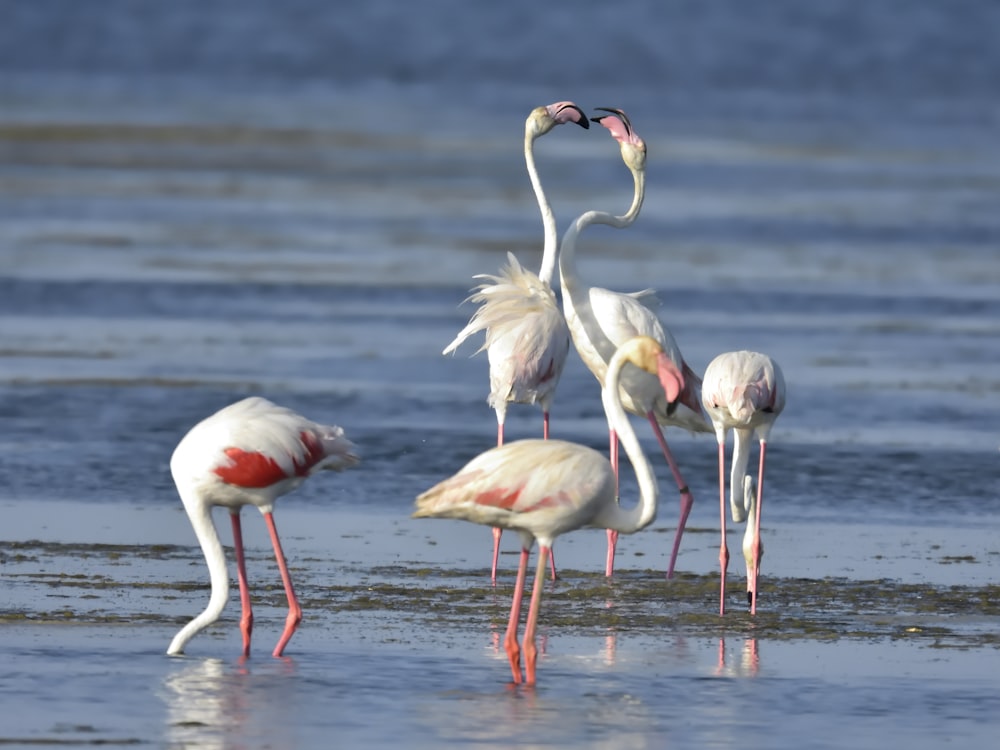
[702,350,785,615]
[166,397,359,657]
[443,101,589,582]
[558,108,711,578]
[415,336,683,685]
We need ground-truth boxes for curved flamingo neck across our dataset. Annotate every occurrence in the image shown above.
[598,347,658,533]
[525,129,558,285]
[166,494,230,655]
[559,163,644,291]
[558,163,646,361]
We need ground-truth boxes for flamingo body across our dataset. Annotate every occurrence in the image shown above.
[416,336,683,685]
[167,397,359,657]
[443,101,588,580]
[701,350,785,615]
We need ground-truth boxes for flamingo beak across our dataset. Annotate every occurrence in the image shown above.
[556,103,590,129]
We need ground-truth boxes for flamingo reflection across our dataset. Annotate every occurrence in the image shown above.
[715,638,760,678]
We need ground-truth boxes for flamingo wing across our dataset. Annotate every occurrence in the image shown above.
[186,398,358,490]
[413,439,613,534]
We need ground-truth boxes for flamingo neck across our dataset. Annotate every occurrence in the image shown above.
[729,430,755,522]
[558,165,646,360]
[166,495,230,655]
[525,130,558,286]
[597,348,658,533]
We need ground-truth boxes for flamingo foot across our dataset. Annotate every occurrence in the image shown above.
[524,640,538,685]
[239,612,254,657]
[272,606,302,658]
[504,637,523,684]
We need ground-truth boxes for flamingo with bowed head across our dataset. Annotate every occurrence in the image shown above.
[443,101,589,582]
[166,397,359,657]
[559,108,711,578]
[701,350,786,615]
[415,336,683,685]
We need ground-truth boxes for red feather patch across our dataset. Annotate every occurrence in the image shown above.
[214,431,325,488]
[475,486,523,510]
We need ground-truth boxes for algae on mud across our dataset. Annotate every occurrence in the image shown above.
[3,539,998,649]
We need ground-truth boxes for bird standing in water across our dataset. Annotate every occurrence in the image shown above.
[444,101,589,582]
[415,336,683,685]
[559,108,710,578]
[167,397,359,657]
[701,350,785,615]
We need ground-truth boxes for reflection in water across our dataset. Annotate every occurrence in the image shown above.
[161,657,299,749]
[716,638,760,678]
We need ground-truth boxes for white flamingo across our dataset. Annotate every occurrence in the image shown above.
[443,101,589,581]
[702,350,786,615]
[415,336,683,685]
[558,107,711,578]
[167,397,359,657]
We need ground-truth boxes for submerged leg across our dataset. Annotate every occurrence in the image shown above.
[647,413,694,579]
[229,511,254,656]
[522,546,551,686]
[263,512,302,657]
[504,547,531,683]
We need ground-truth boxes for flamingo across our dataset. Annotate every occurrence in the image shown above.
[414,336,683,685]
[558,108,711,578]
[443,101,589,582]
[166,396,360,657]
[701,350,786,615]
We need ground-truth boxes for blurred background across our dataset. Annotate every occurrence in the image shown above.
[0,0,997,510]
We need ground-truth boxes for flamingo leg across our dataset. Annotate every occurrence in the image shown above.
[229,511,254,657]
[717,439,729,616]
[491,528,503,583]
[749,441,767,615]
[490,423,506,582]
[605,428,621,577]
[522,546,551,685]
[542,410,550,440]
[504,547,531,683]
[263,512,302,657]
[646,413,694,579]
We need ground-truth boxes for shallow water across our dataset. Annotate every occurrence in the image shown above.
[2,1,1000,747]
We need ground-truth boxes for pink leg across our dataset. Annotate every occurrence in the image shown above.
[522,546,550,686]
[541,412,558,581]
[717,440,729,616]
[491,527,502,583]
[491,423,505,582]
[605,429,620,577]
[605,529,619,578]
[504,547,530,683]
[646,413,694,579]
[749,441,767,615]
[263,512,302,657]
[230,511,253,657]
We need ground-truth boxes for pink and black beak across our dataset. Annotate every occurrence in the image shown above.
[553,102,590,129]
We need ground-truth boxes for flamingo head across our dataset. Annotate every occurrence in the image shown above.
[592,107,646,172]
[621,336,685,406]
[527,101,590,139]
